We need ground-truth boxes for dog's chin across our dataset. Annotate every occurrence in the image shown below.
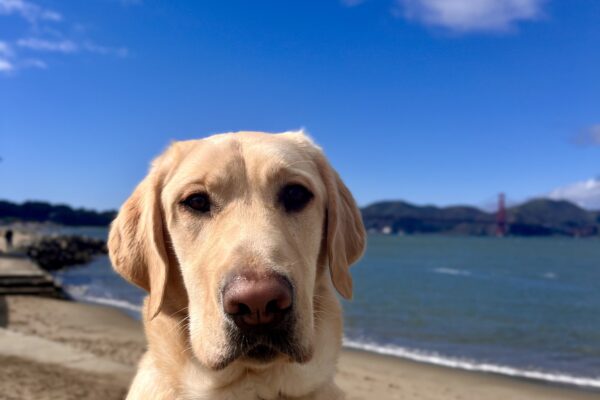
[243,344,281,363]
[202,340,313,371]
[195,316,314,371]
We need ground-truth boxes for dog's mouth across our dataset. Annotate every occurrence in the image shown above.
[208,318,311,370]
[233,329,302,364]
[244,344,280,362]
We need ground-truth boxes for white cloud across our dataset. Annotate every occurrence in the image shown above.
[573,124,600,147]
[0,41,14,73]
[1,1,129,74]
[17,37,78,53]
[549,178,600,210]
[397,0,545,32]
[0,40,11,56]
[0,58,14,71]
[15,38,130,58]
[0,0,61,23]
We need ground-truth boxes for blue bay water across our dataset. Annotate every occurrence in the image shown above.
[52,229,600,388]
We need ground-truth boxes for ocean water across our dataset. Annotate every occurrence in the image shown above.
[52,230,600,389]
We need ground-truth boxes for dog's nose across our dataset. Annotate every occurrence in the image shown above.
[222,274,293,329]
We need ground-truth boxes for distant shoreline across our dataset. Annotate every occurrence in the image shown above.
[3,197,599,237]
[363,198,600,237]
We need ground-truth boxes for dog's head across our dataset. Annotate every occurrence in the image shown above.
[108,131,365,370]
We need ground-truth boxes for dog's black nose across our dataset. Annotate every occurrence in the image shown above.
[222,273,292,331]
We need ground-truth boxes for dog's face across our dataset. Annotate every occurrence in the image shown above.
[109,131,365,370]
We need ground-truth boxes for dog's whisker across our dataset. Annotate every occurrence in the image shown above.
[166,316,191,336]
[170,305,190,315]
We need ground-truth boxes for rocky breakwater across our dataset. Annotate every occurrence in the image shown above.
[26,235,108,271]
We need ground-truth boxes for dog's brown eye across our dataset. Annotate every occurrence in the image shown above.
[182,193,211,213]
[279,184,313,213]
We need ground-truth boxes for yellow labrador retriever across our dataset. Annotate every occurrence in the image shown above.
[109,130,366,399]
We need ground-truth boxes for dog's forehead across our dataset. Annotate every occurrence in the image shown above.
[168,132,319,188]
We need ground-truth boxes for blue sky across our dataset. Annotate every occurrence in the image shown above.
[1,0,599,211]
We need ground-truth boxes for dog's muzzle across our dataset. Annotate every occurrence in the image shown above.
[217,272,307,367]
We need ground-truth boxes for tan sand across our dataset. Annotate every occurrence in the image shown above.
[0,355,127,400]
[0,295,597,400]
[2,295,145,365]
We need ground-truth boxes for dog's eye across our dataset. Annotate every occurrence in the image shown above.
[279,184,313,213]
[182,193,211,213]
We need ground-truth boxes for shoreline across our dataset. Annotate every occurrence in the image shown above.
[340,347,600,396]
[61,295,600,392]
[1,295,599,400]
[337,347,600,400]
[341,341,600,390]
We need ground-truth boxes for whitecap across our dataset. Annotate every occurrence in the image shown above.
[74,294,143,313]
[343,338,600,389]
[433,267,471,276]
[62,284,143,313]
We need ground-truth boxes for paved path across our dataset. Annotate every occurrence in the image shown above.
[0,254,65,297]
[0,254,43,276]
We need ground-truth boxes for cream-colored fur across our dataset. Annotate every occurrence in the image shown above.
[108,131,366,400]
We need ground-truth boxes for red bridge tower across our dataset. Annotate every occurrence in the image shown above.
[496,193,507,237]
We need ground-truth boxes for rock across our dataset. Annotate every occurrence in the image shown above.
[26,235,108,271]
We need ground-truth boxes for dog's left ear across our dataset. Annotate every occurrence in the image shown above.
[300,141,365,300]
[108,150,174,320]
[282,130,366,299]
[321,160,366,299]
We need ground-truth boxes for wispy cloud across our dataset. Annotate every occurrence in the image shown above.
[0,0,61,23]
[17,38,78,53]
[572,124,600,147]
[0,40,12,56]
[396,0,545,32]
[341,0,546,33]
[0,39,46,72]
[15,38,128,57]
[0,58,14,71]
[1,0,129,75]
[0,40,15,73]
[549,178,600,210]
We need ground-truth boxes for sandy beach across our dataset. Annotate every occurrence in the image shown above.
[0,295,596,400]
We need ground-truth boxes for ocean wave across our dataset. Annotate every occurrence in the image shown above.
[343,339,600,389]
[62,285,143,313]
[73,294,143,313]
[433,267,471,276]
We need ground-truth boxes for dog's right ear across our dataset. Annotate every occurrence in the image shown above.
[108,164,170,321]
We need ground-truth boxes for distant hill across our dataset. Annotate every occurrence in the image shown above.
[0,200,116,226]
[362,199,600,237]
[2,198,599,236]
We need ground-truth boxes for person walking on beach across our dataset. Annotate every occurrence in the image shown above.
[4,229,13,252]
